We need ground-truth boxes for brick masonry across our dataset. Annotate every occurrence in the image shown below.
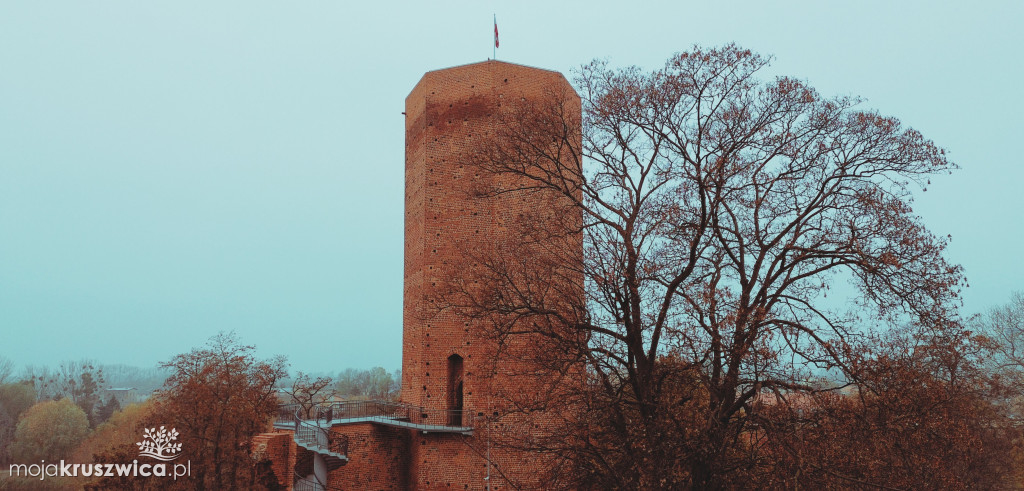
[328,423,410,489]
[252,430,295,489]
[402,60,581,491]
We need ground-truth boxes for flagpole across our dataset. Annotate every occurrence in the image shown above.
[493,14,497,60]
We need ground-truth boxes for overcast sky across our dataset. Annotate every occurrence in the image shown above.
[1,1,1021,374]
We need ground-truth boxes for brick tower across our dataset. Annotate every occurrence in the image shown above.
[402,60,581,489]
[254,61,581,491]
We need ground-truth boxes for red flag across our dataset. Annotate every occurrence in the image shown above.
[494,17,499,48]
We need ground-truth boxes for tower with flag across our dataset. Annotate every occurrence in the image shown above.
[252,56,582,491]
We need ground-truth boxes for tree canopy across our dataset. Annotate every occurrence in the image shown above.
[451,44,1004,488]
[153,332,286,491]
[10,398,90,462]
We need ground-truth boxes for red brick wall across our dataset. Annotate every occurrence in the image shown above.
[252,430,295,490]
[408,432,485,490]
[327,423,410,490]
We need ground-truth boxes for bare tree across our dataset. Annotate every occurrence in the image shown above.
[290,372,335,418]
[455,44,966,488]
[21,365,58,401]
[977,291,1024,419]
[54,360,106,426]
[979,292,1024,370]
[0,357,14,385]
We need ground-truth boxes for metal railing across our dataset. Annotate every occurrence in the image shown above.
[323,400,474,429]
[277,400,475,430]
[294,471,327,491]
[275,405,349,458]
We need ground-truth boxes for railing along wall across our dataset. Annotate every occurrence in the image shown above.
[277,400,475,429]
[274,406,350,457]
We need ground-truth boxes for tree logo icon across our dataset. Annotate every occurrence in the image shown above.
[136,426,182,461]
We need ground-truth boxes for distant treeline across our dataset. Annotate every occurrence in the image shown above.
[331,367,400,400]
[279,366,401,403]
[1,357,400,402]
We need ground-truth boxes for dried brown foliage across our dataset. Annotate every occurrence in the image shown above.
[138,332,286,491]
[754,328,1020,489]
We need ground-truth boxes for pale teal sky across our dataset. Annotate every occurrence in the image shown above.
[1,1,1021,373]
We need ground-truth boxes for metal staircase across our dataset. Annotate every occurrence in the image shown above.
[279,408,349,491]
[293,417,348,470]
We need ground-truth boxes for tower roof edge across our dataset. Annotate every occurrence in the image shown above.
[406,60,576,102]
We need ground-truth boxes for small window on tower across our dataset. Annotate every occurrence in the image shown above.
[447,354,464,426]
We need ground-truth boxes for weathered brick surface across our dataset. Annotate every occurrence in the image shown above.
[327,423,410,490]
[252,430,295,489]
[403,60,581,490]
[403,59,577,412]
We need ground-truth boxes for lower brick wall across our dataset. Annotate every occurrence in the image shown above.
[328,423,411,490]
[255,424,555,490]
[410,432,484,490]
[410,430,558,491]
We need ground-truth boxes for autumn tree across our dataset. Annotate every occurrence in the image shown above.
[754,326,1020,489]
[10,398,90,462]
[0,383,35,426]
[71,399,153,465]
[154,332,287,491]
[455,44,966,488]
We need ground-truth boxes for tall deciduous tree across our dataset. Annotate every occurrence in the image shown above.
[45,361,107,427]
[23,365,59,401]
[0,382,36,424]
[457,44,967,488]
[155,332,287,491]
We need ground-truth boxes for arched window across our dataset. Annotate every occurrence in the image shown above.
[447,354,464,426]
